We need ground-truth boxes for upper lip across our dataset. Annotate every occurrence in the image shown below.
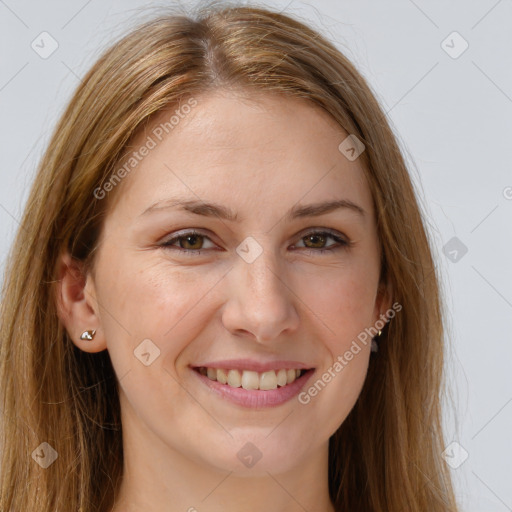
[191,359,315,373]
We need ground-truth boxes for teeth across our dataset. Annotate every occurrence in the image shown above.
[216,368,228,384]
[276,369,287,387]
[200,367,306,390]
[241,370,259,390]
[227,369,241,388]
[259,370,278,390]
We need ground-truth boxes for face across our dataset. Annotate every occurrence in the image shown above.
[83,89,388,476]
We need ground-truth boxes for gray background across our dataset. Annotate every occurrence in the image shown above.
[1,1,511,510]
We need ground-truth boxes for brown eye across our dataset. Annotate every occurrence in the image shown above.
[295,230,349,253]
[179,234,204,250]
[303,233,327,249]
[161,231,216,252]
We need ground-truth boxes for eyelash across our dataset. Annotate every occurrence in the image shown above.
[160,229,350,257]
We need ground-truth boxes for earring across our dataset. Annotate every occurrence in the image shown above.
[80,329,96,341]
[370,329,382,353]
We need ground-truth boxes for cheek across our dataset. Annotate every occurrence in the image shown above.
[298,262,379,352]
[295,270,375,435]
[93,253,229,430]
[94,251,226,373]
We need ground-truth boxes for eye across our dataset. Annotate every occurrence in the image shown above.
[160,230,216,254]
[293,230,349,254]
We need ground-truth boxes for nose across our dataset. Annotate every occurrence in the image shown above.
[221,247,300,344]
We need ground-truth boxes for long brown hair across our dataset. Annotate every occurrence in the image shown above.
[0,3,459,511]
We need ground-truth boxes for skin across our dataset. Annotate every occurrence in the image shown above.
[57,88,391,512]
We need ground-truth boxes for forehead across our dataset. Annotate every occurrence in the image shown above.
[106,89,374,223]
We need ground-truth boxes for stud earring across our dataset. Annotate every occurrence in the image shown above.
[370,329,383,353]
[80,329,96,341]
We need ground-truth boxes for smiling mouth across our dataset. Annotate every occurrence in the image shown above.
[193,367,312,391]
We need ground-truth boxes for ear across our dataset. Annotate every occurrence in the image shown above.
[373,276,393,328]
[55,251,107,353]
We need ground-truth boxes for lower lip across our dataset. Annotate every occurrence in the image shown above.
[191,368,315,408]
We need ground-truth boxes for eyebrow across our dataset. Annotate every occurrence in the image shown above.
[140,198,366,221]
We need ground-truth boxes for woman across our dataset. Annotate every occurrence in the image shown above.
[0,3,459,511]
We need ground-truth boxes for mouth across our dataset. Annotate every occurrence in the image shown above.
[193,366,311,390]
[190,365,316,408]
